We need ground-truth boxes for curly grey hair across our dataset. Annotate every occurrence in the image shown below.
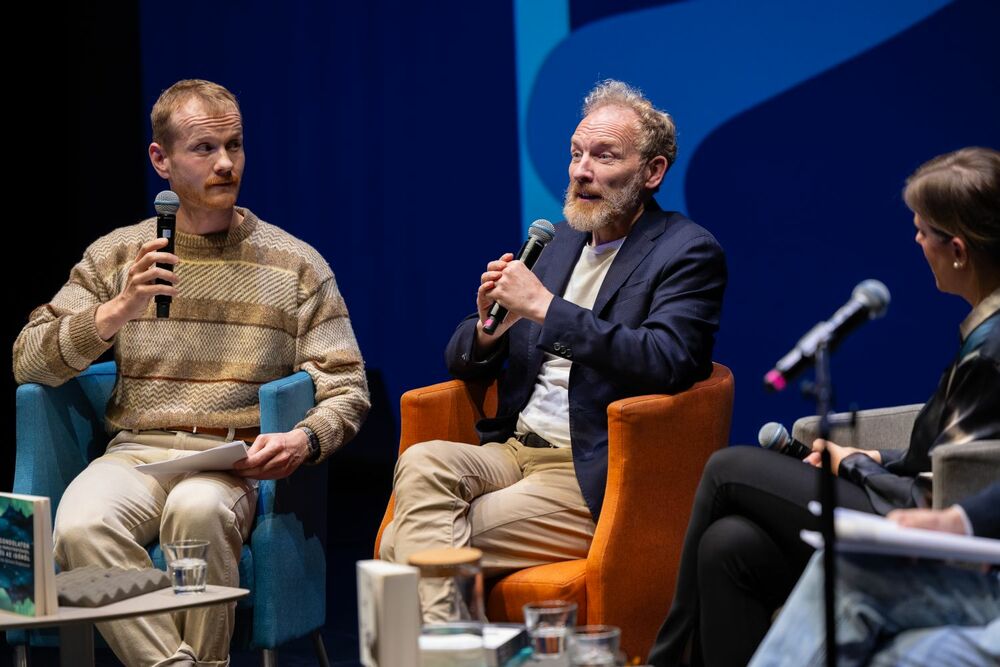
[582,79,677,169]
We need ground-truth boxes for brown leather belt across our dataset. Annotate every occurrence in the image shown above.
[515,432,556,448]
[161,425,260,441]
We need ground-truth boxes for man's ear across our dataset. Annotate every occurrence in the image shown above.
[149,142,170,179]
[645,155,668,190]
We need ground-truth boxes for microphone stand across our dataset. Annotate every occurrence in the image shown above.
[805,340,837,667]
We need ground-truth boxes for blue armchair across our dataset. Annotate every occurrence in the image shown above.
[9,361,330,667]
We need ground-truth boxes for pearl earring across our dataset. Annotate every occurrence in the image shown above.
[953,261,963,270]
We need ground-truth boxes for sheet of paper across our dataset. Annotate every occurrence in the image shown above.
[135,441,249,475]
[800,507,1000,564]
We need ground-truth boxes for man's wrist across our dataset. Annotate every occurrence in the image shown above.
[299,426,321,463]
[528,292,554,324]
[946,505,974,536]
[95,299,125,341]
[474,320,501,358]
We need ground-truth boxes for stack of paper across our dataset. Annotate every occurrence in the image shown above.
[801,507,1000,563]
[135,441,249,475]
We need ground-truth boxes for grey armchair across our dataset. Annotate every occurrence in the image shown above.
[792,404,1000,508]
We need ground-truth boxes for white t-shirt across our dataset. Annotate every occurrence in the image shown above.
[515,237,625,447]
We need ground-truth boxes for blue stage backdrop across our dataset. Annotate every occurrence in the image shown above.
[140,1,521,434]
[140,0,999,446]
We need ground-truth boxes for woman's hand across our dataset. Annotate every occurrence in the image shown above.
[804,440,882,475]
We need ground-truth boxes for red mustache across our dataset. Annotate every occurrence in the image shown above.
[206,176,239,187]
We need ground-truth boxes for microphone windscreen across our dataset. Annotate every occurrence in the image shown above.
[154,190,180,215]
[853,279,890,319]
[527,219,556,243]
[757,421,788,450]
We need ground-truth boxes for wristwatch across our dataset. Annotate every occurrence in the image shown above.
[300,426,321,463]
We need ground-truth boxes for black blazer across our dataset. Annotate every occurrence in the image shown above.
[445,200,727,520]
[841,311,1000,514]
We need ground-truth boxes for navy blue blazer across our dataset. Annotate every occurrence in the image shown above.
[959,482,999,539]
[445,200,727,520]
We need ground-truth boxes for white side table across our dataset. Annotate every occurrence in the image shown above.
[1,585,249,667]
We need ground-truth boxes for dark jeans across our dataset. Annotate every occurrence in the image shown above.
[647,446,878,667]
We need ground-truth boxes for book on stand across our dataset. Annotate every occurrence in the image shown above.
[0,493,58,616]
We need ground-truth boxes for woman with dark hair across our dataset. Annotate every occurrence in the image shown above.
[647,147,1000,667]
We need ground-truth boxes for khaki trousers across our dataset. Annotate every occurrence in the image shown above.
[53,431,257,667]
[379,438,596,622]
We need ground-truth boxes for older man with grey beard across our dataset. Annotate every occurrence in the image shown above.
[379,79,727,622]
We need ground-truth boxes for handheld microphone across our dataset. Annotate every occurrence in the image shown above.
[757,422,812,459]
[764,279,890,392]
[154,190,180,318]
[482,219,556,335]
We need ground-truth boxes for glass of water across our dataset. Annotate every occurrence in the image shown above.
[523,600,577,659]
[162,540,209,593]
[569,625,621,667]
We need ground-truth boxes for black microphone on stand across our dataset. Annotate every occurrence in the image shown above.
[482,219,557,335]
[154,190,180,318]
[764,279,890,391]
[757,422,812,459]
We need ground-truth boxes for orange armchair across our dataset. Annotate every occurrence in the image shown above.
[375,363,734,659]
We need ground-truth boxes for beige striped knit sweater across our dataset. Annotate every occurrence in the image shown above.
[13,208,370,460]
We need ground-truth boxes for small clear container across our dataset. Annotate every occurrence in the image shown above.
[569,625,622,667]
[408,547,487,623]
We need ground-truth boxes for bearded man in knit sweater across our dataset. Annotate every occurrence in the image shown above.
[12,79,370,666]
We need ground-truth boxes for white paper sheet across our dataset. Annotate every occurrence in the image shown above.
[135,441,249,475]
[801,507,1000,564]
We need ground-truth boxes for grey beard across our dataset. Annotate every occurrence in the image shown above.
[563,173,646,233]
